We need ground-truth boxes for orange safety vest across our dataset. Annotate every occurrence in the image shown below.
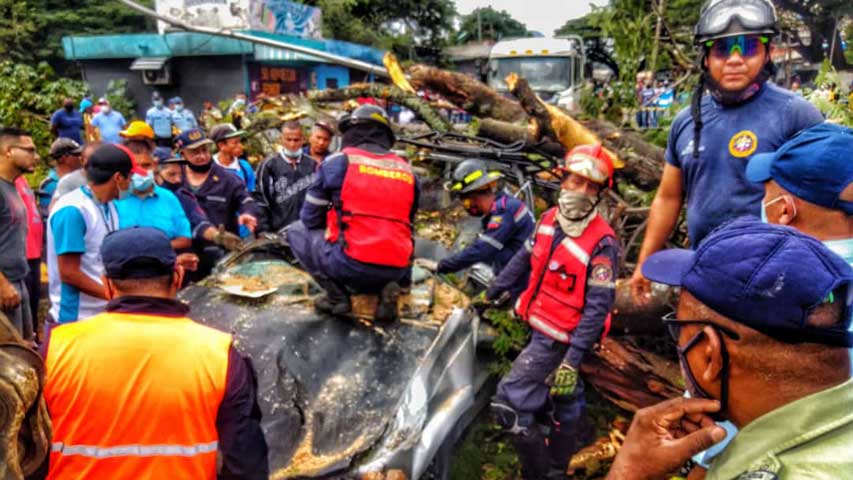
[515,208,615,343]
[325,147,415,268]
[44,311,232,480]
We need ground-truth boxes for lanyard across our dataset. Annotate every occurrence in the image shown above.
[82,186,118,233]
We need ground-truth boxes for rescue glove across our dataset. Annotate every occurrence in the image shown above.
[212,226,244,251]
[413,258,438,272]
[548,362,579,397]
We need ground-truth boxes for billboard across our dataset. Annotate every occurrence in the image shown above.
[156,0,322,39]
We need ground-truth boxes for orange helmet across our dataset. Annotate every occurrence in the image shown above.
[119,120,155,140]
[561,144,615,188]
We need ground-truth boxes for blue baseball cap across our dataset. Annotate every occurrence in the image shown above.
[643,217,853,347]
[174,128,212,151]
[168,96,183,105]
[746,122,853,215]
[101,227,176,279]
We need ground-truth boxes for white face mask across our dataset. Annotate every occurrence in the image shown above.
[282,147,302,159]
[101,105,111,114]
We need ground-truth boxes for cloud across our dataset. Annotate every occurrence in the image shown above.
[453,0,608,37]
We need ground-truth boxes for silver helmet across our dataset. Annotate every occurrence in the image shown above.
[694,0,778,44]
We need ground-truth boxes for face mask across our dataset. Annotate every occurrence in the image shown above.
[131,170,155,193]
[64,104,74,112]
[282,148,302,159]
[558,190,596,221]
[176,105,184,112]
[160,179,182,192]
[101,106,111,114]
[154,100,164,108]
[117,181,132,200]
[186,160,213,173]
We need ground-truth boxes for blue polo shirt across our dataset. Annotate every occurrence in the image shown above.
[115,185,191,239]
[171,108,198,133]
[50,109,83,144]
[145,106,174,139]
[90,110,127,144]
[666,82,823,247]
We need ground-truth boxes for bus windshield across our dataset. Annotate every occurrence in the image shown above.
[487,57,576,93]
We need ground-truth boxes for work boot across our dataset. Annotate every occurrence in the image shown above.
[314,279,351,316]
[374,282,401,323]
[510,425,551,480]
[548,414,595,475]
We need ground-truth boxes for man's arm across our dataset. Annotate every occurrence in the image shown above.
[301,155,346,230]
[0,271,21,310]
[486,245,532,302]
[231,177,258,232]
[564,238,619,368]
[57,254,108,299]
[438,208,518,274]
[216,346,269,480]
[50,111,60,136]
[167,192,193,250]
[630,163,683,304]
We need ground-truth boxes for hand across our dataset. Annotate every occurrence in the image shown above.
[548,362,578,397]
[414,259,438,272]
[630,267,652,306]
[606,398,728,480]
[0,280,20,310]
[176,253,199,272]
[238,214,257,233]
[213,226,245,251]
[490,290,511,308]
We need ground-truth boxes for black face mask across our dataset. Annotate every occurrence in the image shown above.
[160,179,182,192]
[64,104,74,112]
[186,160,212,173]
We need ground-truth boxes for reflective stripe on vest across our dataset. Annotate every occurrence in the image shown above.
[479,233,504,250]
[326,147,415,268]
[514,208,616,343]
[44,312,231,480]
[51,441,218,458]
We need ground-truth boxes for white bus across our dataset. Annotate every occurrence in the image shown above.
[487,36,585,111]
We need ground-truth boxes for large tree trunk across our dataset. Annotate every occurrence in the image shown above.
[583,119,665,191]
[407,65,528,123]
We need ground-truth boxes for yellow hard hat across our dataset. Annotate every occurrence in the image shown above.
[119,120,155,140]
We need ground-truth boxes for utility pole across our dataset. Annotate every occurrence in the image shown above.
[649,0,666,76]
[477,9,482,42]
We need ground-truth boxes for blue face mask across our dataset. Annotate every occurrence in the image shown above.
[131,170,155,193]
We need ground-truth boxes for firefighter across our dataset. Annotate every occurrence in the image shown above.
[486,144,620,479]
[436,159,534,279]
[288,104,419,322]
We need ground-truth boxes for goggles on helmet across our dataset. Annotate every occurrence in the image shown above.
[705,35,768,59]
[695,0,776,43]
[562,154,609,186]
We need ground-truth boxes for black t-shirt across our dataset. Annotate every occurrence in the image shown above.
[253,152,317,232]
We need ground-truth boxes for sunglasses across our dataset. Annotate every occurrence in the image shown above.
[705,35,768,59]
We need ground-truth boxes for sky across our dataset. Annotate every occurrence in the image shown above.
[453,0,609,37]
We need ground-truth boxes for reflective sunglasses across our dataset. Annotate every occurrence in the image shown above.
[705,35,768,59]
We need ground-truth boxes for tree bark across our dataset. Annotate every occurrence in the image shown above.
[407,64,528,123]
[307,83,451,132]
[583,119,665,191]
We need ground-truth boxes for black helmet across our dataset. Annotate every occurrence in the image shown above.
[446,159,503,195]
[339,104,393,137]
[695,0,777,44]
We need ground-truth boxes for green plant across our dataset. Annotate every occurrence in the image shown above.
[0,61,87,184]
[484,308,530,376]
[807,60,853,127]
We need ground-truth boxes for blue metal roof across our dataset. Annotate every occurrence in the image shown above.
[62,31,385,66]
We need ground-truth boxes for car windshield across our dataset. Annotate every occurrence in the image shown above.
[488,57,575,93]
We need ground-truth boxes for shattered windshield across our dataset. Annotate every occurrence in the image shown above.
[488,57,576,93]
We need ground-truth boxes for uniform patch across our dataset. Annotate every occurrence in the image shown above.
[589,256,614,288]
[490,215,503,224]
[728,130,758,158]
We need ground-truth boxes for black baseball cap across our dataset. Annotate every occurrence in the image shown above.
[85,144,144,181]
[101,227,176,279]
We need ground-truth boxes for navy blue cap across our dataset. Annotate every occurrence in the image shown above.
[101,227,176,279]
[152,146,173,163]
[174,128,212,151]
[746,122,853,215]
[643,217,853,347]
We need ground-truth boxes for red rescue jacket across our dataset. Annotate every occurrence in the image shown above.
[514,208,615,343]
[326,147,415,268]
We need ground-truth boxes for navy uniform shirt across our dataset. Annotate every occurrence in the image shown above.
[183,163,258,235]
[40,296,269,479]
[437,190,535,275]
[489,217,619,368]
[169,186,213,241]
[667,82,823,247]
